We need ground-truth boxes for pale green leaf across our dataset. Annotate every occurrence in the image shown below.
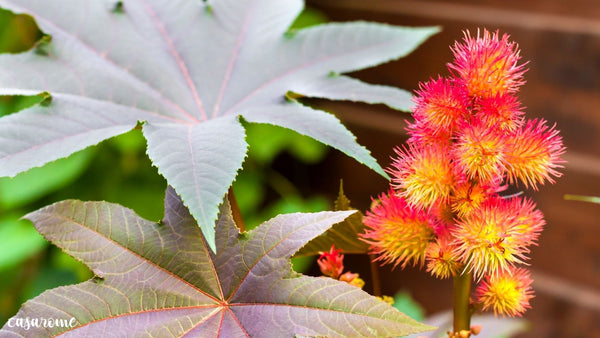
[0,0,437,250]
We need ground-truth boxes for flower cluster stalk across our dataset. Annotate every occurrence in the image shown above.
[453,271,472,333]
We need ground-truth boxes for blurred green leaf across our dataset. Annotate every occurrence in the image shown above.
[0,93,46,117]
[48,132,166,221]
[0,7,42,54]
[246,123,327,165]
[291,255,316,274]
[393,291,426,322]
[51,249,92,282]
[290,7,328,29]
[288,132,328,164]
[246,123,292,164]
[0,216,47,270]
[265,195,329,215]
[109,128,146,153]
[104,182,166,221]
[232,169,265,215]
[21,263,79,302]
[0,148,94,209]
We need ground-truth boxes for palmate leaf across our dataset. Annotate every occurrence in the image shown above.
[0,187,433,337]
[0,0,438,250]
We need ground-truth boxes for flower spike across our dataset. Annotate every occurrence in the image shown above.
[362,28,562,321]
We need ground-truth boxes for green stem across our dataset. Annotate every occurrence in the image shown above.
[564,194,600,204]
[228,187,246,232]
[453,271,472,333]
[368,254,382,297]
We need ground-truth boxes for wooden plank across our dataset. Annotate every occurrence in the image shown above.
[308,0,600,36]
[317,100,600,177]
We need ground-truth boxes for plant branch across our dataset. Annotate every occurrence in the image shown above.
[369,254,382,297]
[228,186,246,232]
[564,194,600,204]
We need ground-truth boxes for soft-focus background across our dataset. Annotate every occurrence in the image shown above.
[304,1,600,337]
[0,1,599,337]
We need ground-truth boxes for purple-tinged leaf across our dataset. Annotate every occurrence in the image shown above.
[0,0,438,250]
[1,189,433,337]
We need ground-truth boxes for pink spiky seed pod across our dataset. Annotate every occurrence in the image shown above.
[412,76,470,135]
[475,93,525,132]
[452,120,508,185]
[448,29,527,99]
[389,144,455,210]
[504,118,566,190]
[450,179,502,219]
[475,267,534,317]
[362,191,438,268]
[425,228,462,279]
[452,196,544,279]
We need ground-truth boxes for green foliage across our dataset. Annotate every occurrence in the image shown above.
[0,216,46,269]
[393,291,426,322]
[0,93,45,117]
[245,123,328,165]
[0,7,41,53]
[0,149,94,209]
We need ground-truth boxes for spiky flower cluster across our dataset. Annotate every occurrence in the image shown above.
[362,29,565,317]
